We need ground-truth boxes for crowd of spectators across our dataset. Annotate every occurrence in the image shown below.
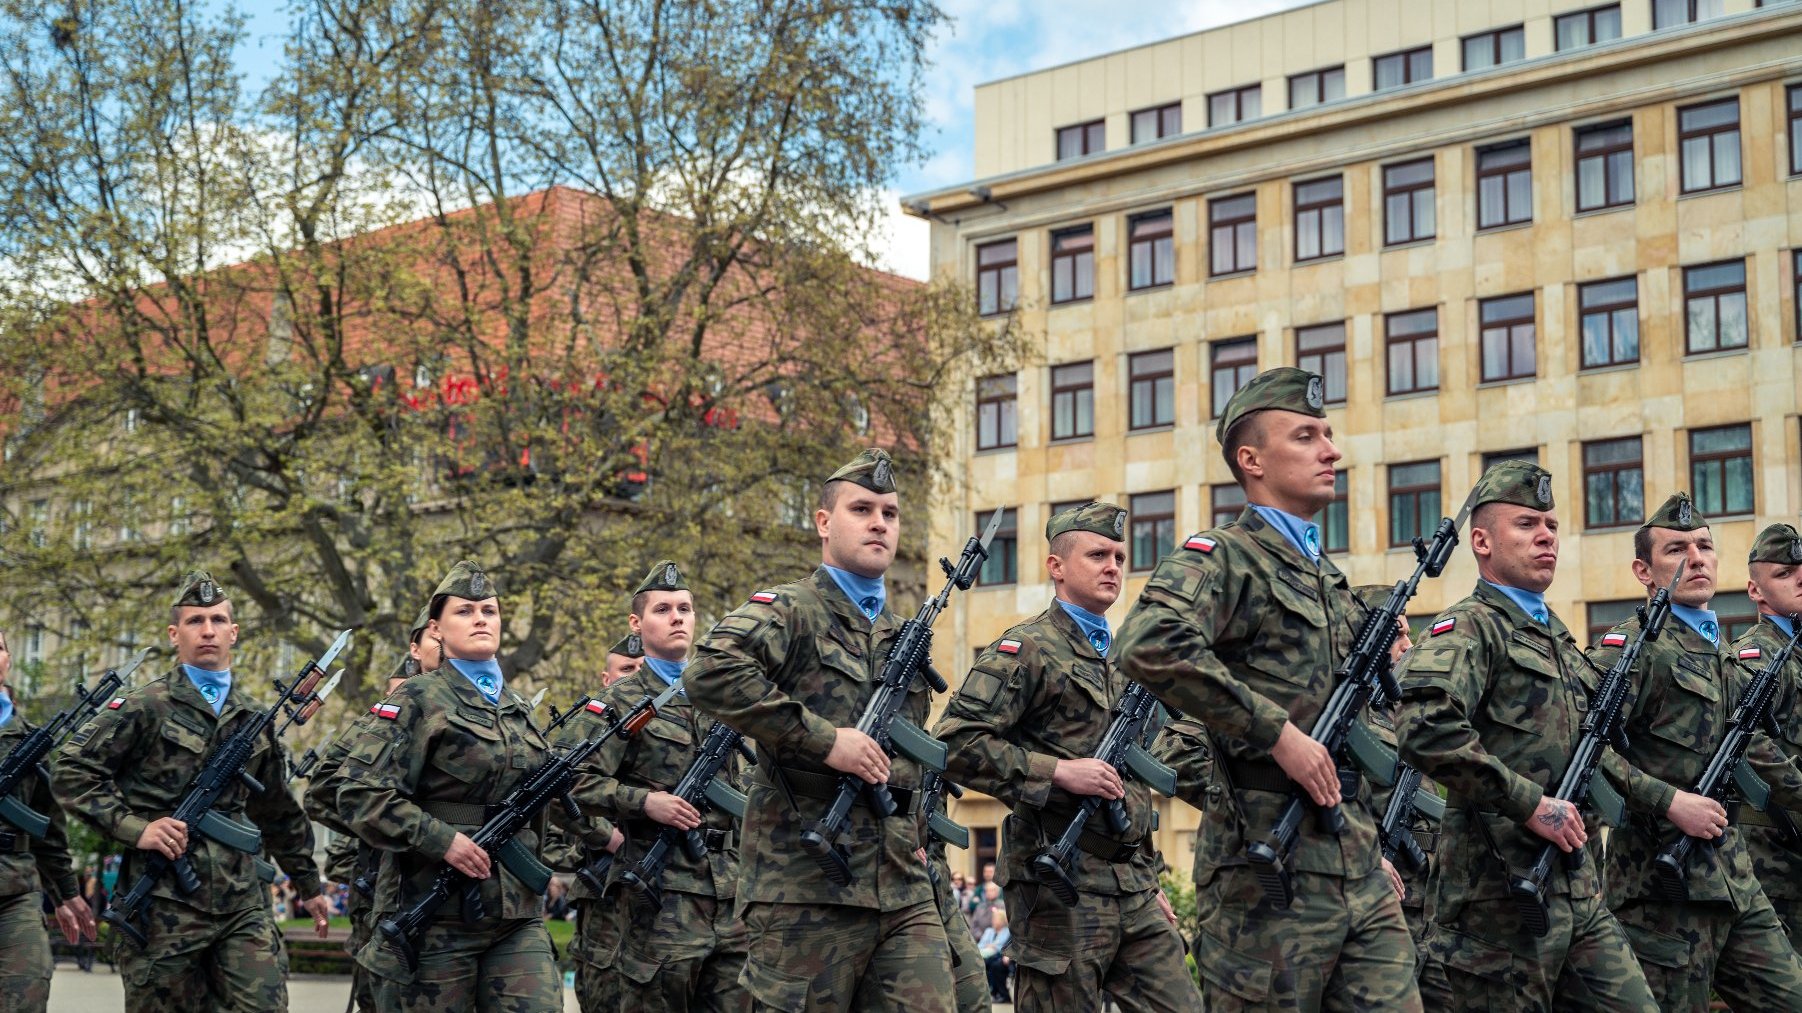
[949,861,1012,1003]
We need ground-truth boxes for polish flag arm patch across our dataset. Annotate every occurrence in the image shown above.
[1183,535,1217,553]
[749,591,778,605]
[1739,646,1763,660]
[1430,618,1456,636]
[997,638,1022,655]
[106,697,126,710]
[1600,632,1629,648]
[585,699,609,715]
[371,703,402,720]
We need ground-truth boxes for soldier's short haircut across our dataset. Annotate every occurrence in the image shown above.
[819,478,847,513]
[630,591,649,617]
[170,599,234,625]
[1632,526,1654,567]
[1221,412,1268,485]
[1048,530,1077,559]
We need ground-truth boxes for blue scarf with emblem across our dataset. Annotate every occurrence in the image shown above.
[1484,580,1550,625]
[1670,603,1720,645]
[1250,504,1322,563]
[1057,598,1113,657]
[447,657,504,704]
[643,655,685,692]
[181,664,233,715]
[824,565,886,620]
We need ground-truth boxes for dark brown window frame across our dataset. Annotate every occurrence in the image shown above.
[1579,276,1640,369]
[1288,65,1346,109]
[1208,84,1261,127]
[1130,102,1182,144]
[1295,322,1348,405]
[975,508,1019,586]
[1050,361,1095,441]
[1480,293,1538,382]
[1055,120,1106,161]
[1462,25,1525,71]
[1314,472,1350,554]
[1388,460,1442,548]
[1128,348,1176,432]
[1476,140,1532,230]
[1294,176,1345,263]
[1689,423,1754,517]
[1684,259,1749,354]
[1654,0,1723,29]
[1383,158,1436,246]
[1129,490,1177,573]
[1789,85,1802,177]
[1575,120,1635,211]
[1677,98,1742,194]
[1210,193,1257,276]
[975,373,1018,451]
[1794,249,1801,342]
[1050,225,1095,305]
[1581,436,1644,530]
[1128,210,1175,291]
[976,239,1018,318]
[1556,4,1623,49]
[1385,308,1439,396]
[1210,337,1259,419]
[1373,46,1433,91]
[1210,483,1247,529]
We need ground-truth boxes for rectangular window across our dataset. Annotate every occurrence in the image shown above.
[1130,103,1182,144]
[1051,226,1095,305]
[1389,461,1442,548]
[1690,424,1754,516]
[1583,437,1644,529]
[1051,362,1095,441]
[26,499,47,548]
[1386,308,1440,396]
[1384,159,1436,246]
[1579,277,1640,368]
[1679,98,1741,193]
[1462,25,1526,71]
[1056,120,1105,161]
[1128,210,1175,290]
[1654,0,1724,29]
[976,240,1017,317]
[1685,260,1749,354]
[1313,472,1350,554]
[1476,141,1532,229]
[975,374,1017,451]
[975,508,1018,586]
[1373,46,1433,91]
[1483,448,1539,470]
[1480,293,1537,381]
[1296,323,1348,405]
[1556,5,1623,49]
[1208,85,1262,127]
[1716,590,1757,642]
[1211,338,1258,418]
[1129,349,1175,431]
[22,625,44,667]
[1210,484,1247,528]
[1790,85,1801,176]
[1210,193,1257,276]
[1130,491,1177,572]
[1288,66,1346,110]
[1294,176,1345,262]
[1795,250,1801,341]
[1576,120,1635,211]
[1588,600,1640,648]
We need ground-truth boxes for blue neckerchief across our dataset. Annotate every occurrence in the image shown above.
[1484,581,1550,625]
[642,656,685,691]
[1671,603,1720,645]
[1057,598,1113,657]
[447,658,504,704]
[181,664,234,715]
[823,565,886,620]
[1771,614,1796,638]
[0,692,12,729]
[1250,504,1321,563]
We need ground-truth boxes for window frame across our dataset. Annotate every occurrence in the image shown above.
[1383,158,1437,246]
[1587,599,1641,648]
[1314,472,1350,554]
[1128,349,1176,432]
[1130,102,1182,145]
[1128,210,1175,291]
[1129,491,1178,573]
[1295,322,1348,405]
[1385,307,1440,396]
[1373,46,1433,91]
[1210,337,1259,419]
[1050,361,1096,442]
[1387,460,1443,548]
[1684,259,1749,355]
[974,508,1019,586]
[1677,98,1742,195]
[1555,4,1623,49]
[1789,85,1802,177]
[1293,175,1345,263]
[1653,0,1724,29]
[1575,120,1636,212]
[1794,249,1801,342]
[1579,276,1641,369]
[1475,140,1533,230]
[1479,293,1538,382]
[1210,483,1247,529]
[1050,225,1096,305]
[1288,66,1346,110]
[1581,436,1645,530]
[1461,25,1526,71]
[976,239,1018,318]
[1055,119,1106,161]
[975,373,1018,451]
[1688,423,1754,517]
[1207,84,1262,128]
[1209,193,1258,276]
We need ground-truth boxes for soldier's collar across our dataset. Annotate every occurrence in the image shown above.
[1767,614,1796,639]
[1047,599,1106,661]
[1241,508,1343,580]
[811,566,891,633]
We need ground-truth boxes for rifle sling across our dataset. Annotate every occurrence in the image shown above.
[758,767,917,814]
[1725,802,1775,829]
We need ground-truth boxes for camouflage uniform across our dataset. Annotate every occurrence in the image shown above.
[0,706,82,1013]
[1115,369,1420,1013]
[686,449,954,1013]
[1733,523,1802,946]
[927,841,989,1013]
[1393,462,1656,1012]
[308,561,562,1013]
[1584,495,1802,1012]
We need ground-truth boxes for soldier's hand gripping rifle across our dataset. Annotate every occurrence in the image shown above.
[106,632,349,949]
[1030,681,1179,905]
[380,680,682,971]
[0,649,150,843]
[920,769,969,894]
[616,720,756,910]
[1507,564,1682,937]
[1652,613,1802,901]
[798,509,1003,887]
[1246,491,1474,908]
[1377,762,1446,876]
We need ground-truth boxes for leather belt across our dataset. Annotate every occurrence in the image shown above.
[1222,758,1295,795]
[626,821,735,852]
[764,766,917,815]
[1021,808,1142,864]
[419,801,506,827]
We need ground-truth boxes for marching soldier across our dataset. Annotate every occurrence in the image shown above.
[566,559,750,1012]
[0,629,97,1011]
[1733,522,1802,944]
[1392,463,1656,1010]
[1355,591,1434,947]
[935,501,1201,1012]
[922,805,990,1013]
[1587,494,1802,1011]
[314,560,563,1011]
[687,447,955,1012]
[53,570,329,1012]
[604,634,645,687]
[1114,368,1420,1011]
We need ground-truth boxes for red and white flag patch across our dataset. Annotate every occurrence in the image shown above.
[1739,647,1763,661]
[106,697,126,710]
[749,591,778,605]
[1601,632,1628,648]
[370,703,401,720]
[997,639,1022,655]
[586,699,608,716]
[1430,618,1456,636]
[1184,535,1217,553]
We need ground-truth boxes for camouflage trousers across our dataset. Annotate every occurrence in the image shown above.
[1007,880,1201,1013]
[941,904,988,1013]
[360,916,561,1012]
[1194,865,1422,1012]
[114,902,285,1013]
[1415,892,1655,1012]
[0,891,51,1013]
[739,899,955,1013]
[345,896,377,1013]
[570,899,622,1013]
[1610,894,1802,1013]
[610,889,750,1012]
[1772,893,1802,949]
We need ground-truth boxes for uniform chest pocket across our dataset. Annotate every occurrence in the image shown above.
[1484,639,1563,736]
[642,715,694,750]
[1645,661,1722,753]
[446,707,504,744]
[1266,575,1328,630]
[159,720,210,757]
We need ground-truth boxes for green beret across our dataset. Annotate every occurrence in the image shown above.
[408,605,431,644]
[825,447,896,494]
[1641,492,1706,533]
[1750,524,1802,566]
[609,633,644,659]
[430,559,497,608]
[172,569,228,609]
[1471,460,1555,512]
[634,560,689,596]
[1215,367,1326,445]
[1046,501,1127,544]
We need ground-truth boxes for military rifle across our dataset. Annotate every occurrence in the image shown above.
[1246,491,1473,908]
[1652,613,1802,901]
[0,649,150,842]
[1030,681,1178,905]
[616,720,755,910]
[1507,565,1682,937]
[798,509,1002,886]
[1377,763,1446,875]
[106,632,349,948]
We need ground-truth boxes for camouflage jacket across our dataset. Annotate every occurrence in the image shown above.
[54,668,322,913]
[323,827,361,884]
[0,711,79,902]
[1394,583,1604,902]
[310,669,552,921]
[935,601,1159,896]
[1590,613,1802,907]
[1728,616,1802,901]
[686,566,934,911]
[1149,713,1215,818]
[566,665,743,900]
[1114,508,1380,883]
[302,685,398,837]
